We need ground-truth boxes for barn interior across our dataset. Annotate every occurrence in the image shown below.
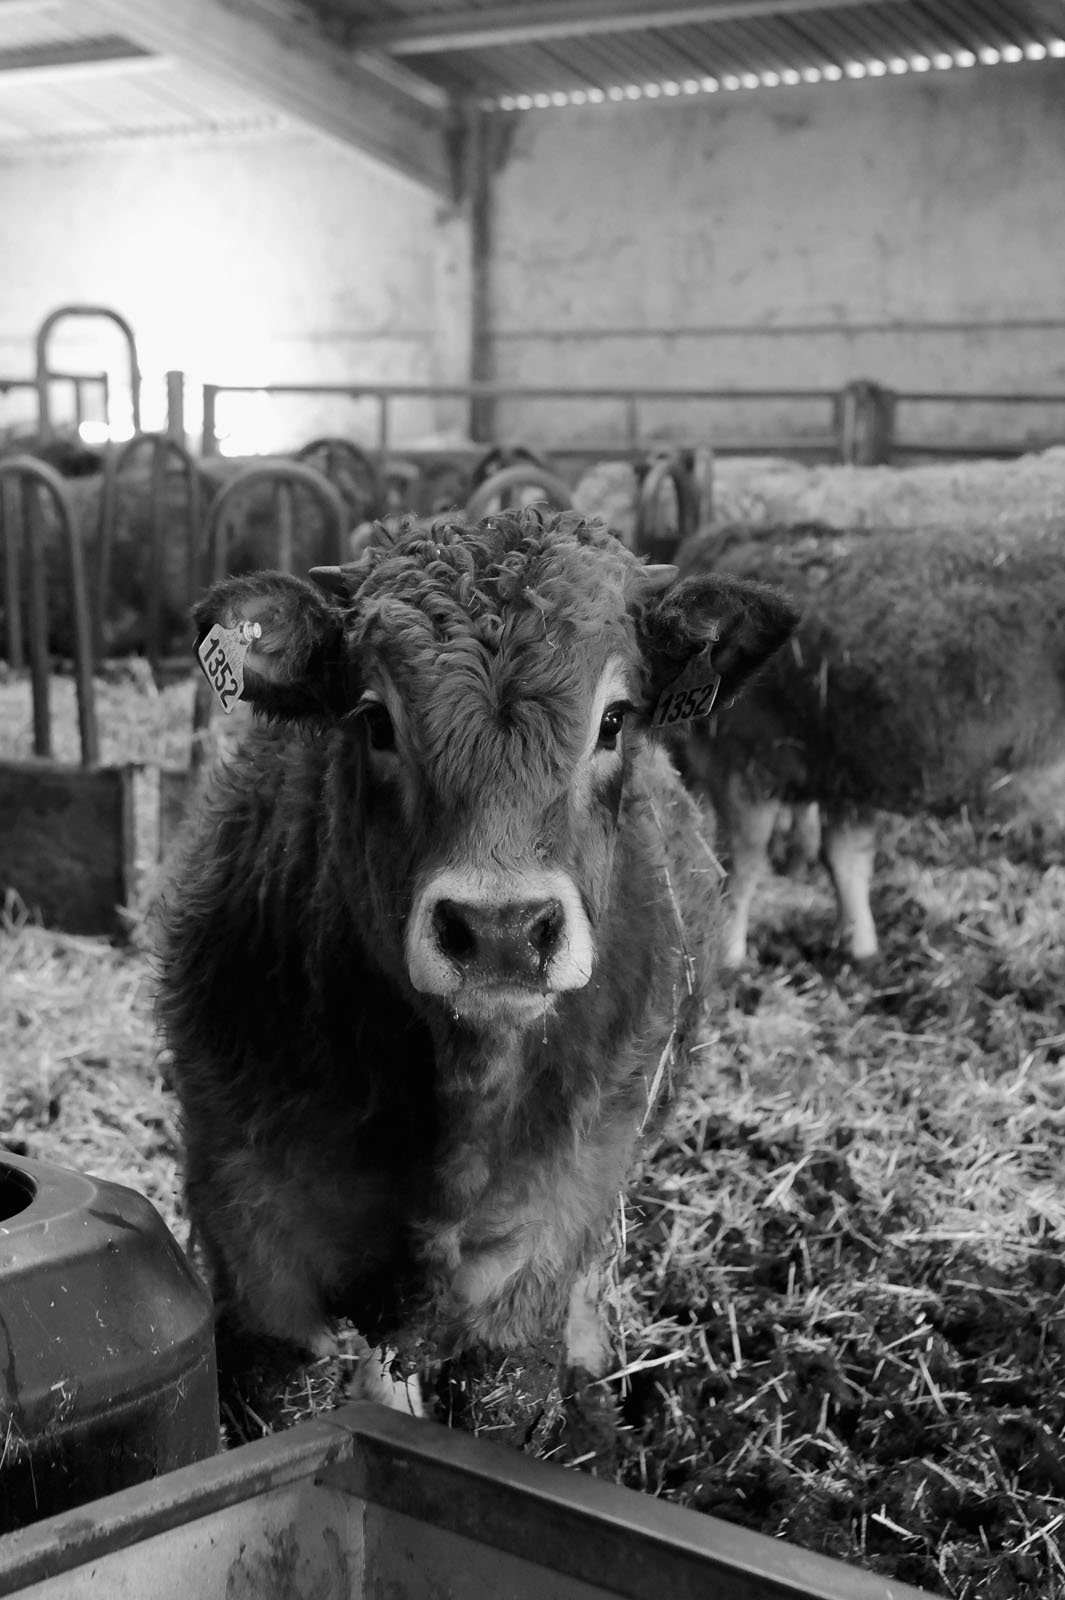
[2,3,1065,1598]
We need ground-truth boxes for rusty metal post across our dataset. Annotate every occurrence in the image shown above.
[22,479,51,759]
[1,475,24,670]
[93,444,119,668]
[836,380,897,465]
[274,479,295,574]
[201,385,219,456]
[634,451,700,563]
[166,370,186,447]
[147,436,168,673]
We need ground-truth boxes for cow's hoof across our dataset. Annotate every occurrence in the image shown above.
[340,1338,424,1416]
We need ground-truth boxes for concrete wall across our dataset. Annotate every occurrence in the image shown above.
[3,61,1062,460]
[0,127,463,451]
[488,61,1065,453]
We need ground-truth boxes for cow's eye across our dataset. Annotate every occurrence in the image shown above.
[597,702,631,752]
[360,701,396,753]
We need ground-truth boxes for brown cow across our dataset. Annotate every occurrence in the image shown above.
[157,509,795,1406]
[676,517,1065,964]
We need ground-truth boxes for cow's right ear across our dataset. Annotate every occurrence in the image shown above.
[193,572,349,721]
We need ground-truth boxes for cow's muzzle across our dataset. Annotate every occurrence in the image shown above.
[406,869,594,1016]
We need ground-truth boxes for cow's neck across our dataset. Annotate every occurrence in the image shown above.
[430,1021,537,1215]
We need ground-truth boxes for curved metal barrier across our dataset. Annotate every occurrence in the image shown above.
[35,304,140,440]
[204,458,349,582]
[465,462,575,522]
[295,436,387,523]
[189,462,350,768]
[689,444,714,529]
[469,443,554,492]
[95,432,204,671]
[633,451,699,562]
[0,456,96,764]
[0,459,136,934]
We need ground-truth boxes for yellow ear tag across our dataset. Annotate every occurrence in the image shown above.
[651,628,722,729]
[196,620,262,714]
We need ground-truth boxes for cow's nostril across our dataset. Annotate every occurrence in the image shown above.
[527,900,564,963]
[428,896,567,982]
[433,900,477,964]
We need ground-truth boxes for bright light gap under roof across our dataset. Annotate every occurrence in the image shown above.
[495,38,1064,111]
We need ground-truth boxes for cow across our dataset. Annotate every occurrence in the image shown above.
[157,507,796,1413]
[675,517,1065,965]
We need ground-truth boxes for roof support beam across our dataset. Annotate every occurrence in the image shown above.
[0,1,62,16]
[86,0,451,194]
[0,38,164,85]
[353,0,912,55]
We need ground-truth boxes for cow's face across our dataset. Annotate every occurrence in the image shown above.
[193,511,795,1035]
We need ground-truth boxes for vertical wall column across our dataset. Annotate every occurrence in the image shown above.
[434,105,516,444]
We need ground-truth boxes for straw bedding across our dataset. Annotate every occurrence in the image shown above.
[2,631,1064,1598]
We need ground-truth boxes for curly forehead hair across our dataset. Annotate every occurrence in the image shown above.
[340,508,652,794]
[345,506,645,650]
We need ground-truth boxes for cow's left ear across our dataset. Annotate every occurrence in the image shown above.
[193,572,349,721]
[638,572,799,705]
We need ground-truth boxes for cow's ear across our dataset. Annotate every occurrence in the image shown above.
[638,573,799,705]
[192,572,349,720]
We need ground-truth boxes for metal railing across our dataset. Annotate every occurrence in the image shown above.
[199,376,1065,464]
[0,372,110,435]
[200,378,841,459]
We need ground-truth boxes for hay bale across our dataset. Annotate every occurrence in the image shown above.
[711,446,1065,534]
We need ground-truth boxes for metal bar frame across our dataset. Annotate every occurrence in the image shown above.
[0,1403,935,1600]
[35,305,141,441]
[104,432,204,674]
[0,456,97,766]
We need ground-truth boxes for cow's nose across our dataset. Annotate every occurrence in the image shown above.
[431,898,564,983]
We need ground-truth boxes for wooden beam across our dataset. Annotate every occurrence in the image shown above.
[0,38,165,85]
[87,0,450,194]
[353,0,912,55]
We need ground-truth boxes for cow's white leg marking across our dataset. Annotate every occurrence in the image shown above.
[822,812,878,960]
[563,1264,611,1377]
[722,782,781,967]
[341,1335,424,1417]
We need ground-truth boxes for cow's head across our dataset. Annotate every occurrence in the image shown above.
[193,510,796,1035]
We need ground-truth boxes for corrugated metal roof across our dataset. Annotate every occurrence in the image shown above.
[0,59,284,149]
[371,0,1065,101]
[0,0,1061,151]
[0,1,284,147]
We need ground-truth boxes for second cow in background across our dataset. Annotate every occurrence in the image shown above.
[676,517,1065,965]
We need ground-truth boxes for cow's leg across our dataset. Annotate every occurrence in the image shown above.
[782,801,822,872]
[718,776,781,967]
[563,1264,611,1378]
[821,809,878,960]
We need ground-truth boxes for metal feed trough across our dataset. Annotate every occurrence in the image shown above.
[0,457,134,935]
[0,1400,933,1600]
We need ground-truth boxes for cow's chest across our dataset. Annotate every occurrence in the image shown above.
[416,1049,639,1343]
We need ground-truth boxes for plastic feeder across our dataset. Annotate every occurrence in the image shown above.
[0,1150,218,1534]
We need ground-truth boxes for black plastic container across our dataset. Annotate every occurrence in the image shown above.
[0,1150,218,1533]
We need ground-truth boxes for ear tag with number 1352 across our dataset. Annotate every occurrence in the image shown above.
[651,640,721,729]
[197,620,262,714]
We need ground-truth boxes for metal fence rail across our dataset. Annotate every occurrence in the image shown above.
[198,375,1065,464]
